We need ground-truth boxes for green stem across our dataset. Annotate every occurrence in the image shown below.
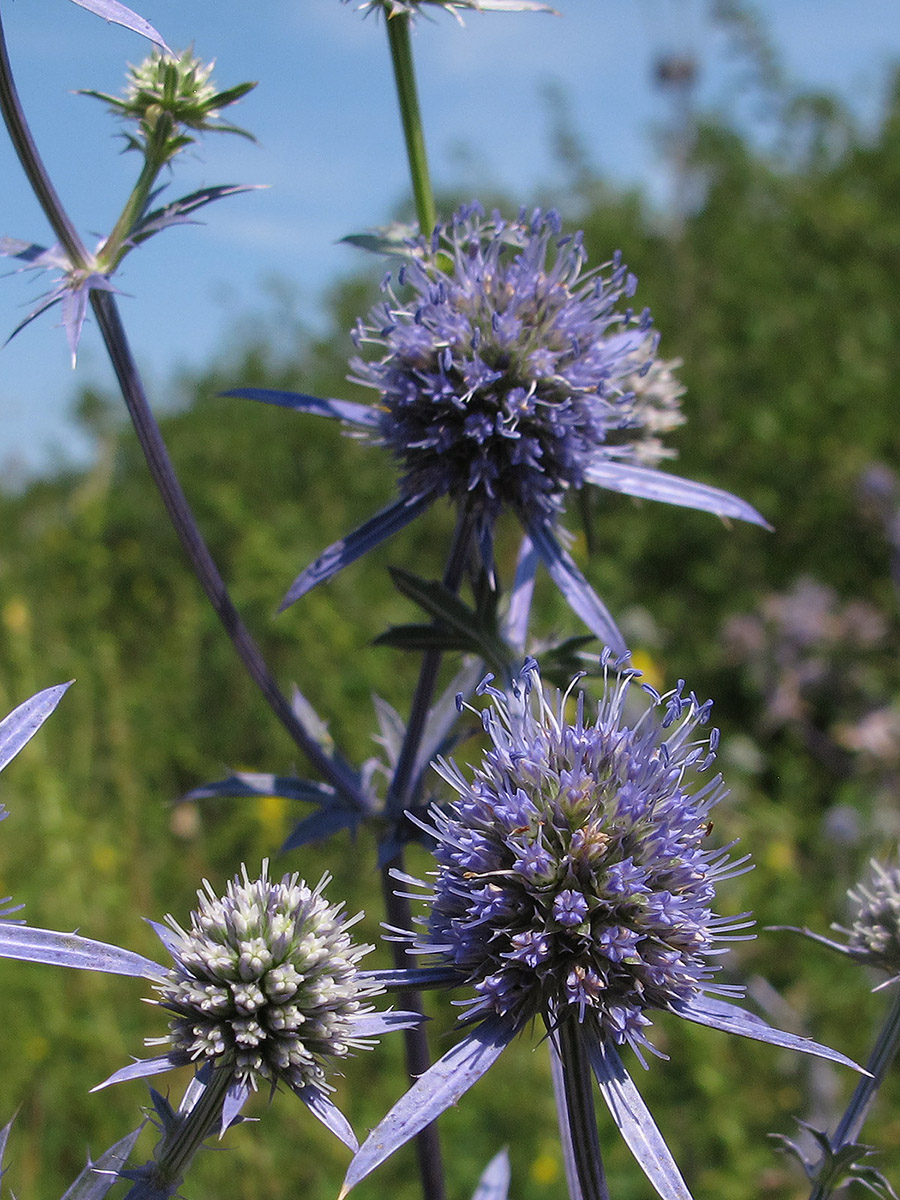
[384,9,436,234]
[100,130,169,270]
[377,506,476,1200]
[144,1066,235,1193]
[808,985,900,1200]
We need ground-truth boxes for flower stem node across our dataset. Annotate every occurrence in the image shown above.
[80,49,256,161]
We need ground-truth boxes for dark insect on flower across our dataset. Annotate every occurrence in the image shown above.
[227,205,768,653]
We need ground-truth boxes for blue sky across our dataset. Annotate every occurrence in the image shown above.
[1,0,899,477]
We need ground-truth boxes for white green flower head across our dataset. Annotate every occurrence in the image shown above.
[782,854,900,987]
[79,48,256,156]
[0,858,415,1149]
[153,863,381,1093]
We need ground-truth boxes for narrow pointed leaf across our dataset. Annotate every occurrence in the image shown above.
[372,694,406,766]
[222,387,382,430]
[526,519,626,655]
[66,0,171,50]
[589,1039,694,1200]
[280,804,361,851]
[340,222,419,256]
[280,492,433,609]
[92,1055,175,1091]
[584,461,771,529]
[0,682,71,772]
[181,772,336,806]
[294,1084,358,1151]
[342,1015,516,1195]
[131,185,263,244]
[468,0,557,9]
[0,924,165,978]
[290,686,362,791]
[145,918,180,958]
[676,997,864,1071]
[0,1116,13,1174]
[415,657,486,786]
[351,1010,422,1037]
[373,623,475,654]
[360,964,463,991]
[472,1149,511,1200]
[61,1125,144,1200]
[386,568,508,669]
[0,237,54,265]
[221,1079,252,1134]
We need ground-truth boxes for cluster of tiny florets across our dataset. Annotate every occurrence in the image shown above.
[615,344,686,467]
[838,858,900,979]
[351,204,656,524]
[411,661,747,1054]
[155,864,381,1091]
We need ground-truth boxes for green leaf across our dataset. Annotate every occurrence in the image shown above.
[387,568,510,670]
[373,624,476,654]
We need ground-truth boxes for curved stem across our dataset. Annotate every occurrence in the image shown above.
[808,986,900,1200]
[0,12,366,813]
[385,504,475,817]
[0,6,87,267]
[89,291,366,810]
[384,9,436,235]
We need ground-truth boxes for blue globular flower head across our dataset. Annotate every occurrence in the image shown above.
[352,205,652,529]
[412,658,746,1055]
[227,207,765,643]
[152,863,383,1093]
[344,667,861,1199]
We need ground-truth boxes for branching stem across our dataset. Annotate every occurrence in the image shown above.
[0,9,367,814]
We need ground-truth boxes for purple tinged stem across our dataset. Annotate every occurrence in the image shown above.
[88,292,365,810]
[549,1031,585,1200]
[0,16,367,814]
[0,9,85,268]
[551,1018,610,1200]
[379,505,477,1200]
[808,986,900,1200]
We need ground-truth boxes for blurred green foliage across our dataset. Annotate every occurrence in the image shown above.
[2,44,900,1200]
